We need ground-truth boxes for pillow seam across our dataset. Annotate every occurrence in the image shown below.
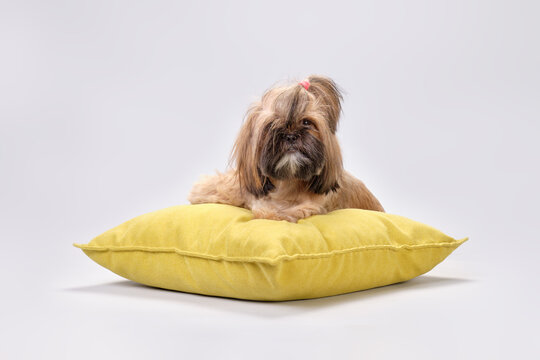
[73,238,467,265]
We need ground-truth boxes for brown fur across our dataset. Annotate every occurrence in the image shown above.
[188,75,384,222]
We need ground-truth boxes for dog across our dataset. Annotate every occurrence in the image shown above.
[188,75,384,222]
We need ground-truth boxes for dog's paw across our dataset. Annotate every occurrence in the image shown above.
[286,205,326,222]
[252,208,297,222]
[251,203,325,223]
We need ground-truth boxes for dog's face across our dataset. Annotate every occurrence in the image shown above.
[232,75,344,197]
[259,90,327,182]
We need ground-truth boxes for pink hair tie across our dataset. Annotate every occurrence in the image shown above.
[299,79,310,90]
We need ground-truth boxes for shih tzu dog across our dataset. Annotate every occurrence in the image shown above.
[188,75,384,222]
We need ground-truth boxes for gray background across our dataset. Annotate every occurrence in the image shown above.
[1,0,539,359]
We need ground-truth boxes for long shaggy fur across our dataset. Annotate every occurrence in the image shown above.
[188,75,384,222]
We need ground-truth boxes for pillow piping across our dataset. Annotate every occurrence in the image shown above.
[74,237,467,266]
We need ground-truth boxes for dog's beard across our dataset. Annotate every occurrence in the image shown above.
[260,133,325,181]
[274,151,308,177]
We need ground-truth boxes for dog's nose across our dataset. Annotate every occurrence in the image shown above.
[284,134,298,142]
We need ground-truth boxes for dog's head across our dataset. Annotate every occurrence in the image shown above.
[231,75,344,198]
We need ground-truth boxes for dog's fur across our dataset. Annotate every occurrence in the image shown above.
[188,75,384,222]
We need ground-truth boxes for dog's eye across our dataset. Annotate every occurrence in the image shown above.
[302,119,312,127]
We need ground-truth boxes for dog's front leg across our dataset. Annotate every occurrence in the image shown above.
[250,199,326,223]
[250,201,289,221]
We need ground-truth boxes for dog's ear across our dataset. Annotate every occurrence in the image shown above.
[230,103,274,198]
[307,160,342,195]
[307,75,343,133]
[307,116,344,194]
[308,173,340,195]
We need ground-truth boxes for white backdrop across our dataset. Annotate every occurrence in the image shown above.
[1,1,539,359]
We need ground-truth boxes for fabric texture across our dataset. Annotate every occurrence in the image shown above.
[74,204,467,301]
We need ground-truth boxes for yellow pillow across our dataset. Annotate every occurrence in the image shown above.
[74,204,467,301]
